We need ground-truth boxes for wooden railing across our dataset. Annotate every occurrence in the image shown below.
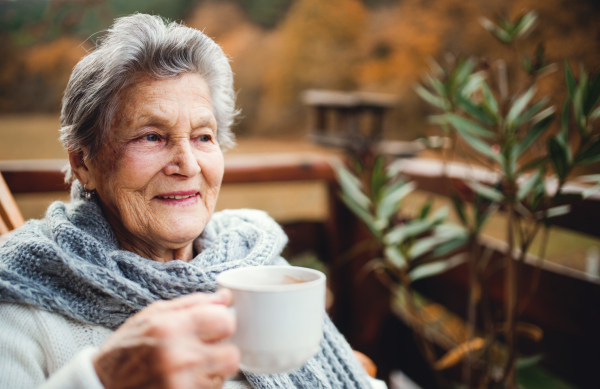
[1,156,599,388]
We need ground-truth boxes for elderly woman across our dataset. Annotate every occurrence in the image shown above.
[0,13,378,389]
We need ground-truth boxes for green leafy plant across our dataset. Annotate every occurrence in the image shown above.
[334,139,471,386]
[414,10,600,389]
[335,10,598,389]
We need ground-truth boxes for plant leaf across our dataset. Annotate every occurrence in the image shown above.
[556,125,572,164]
[446,113,495,138]
[518,156,548,173]
[574,138,600,165]
[409,254,467,282]
[583,183,600,198]
[456,94,496,125]
[340,193,380,238]
[546,205,571,218]
[376,181,416,222]
[461,71,486,96]
[466,181,504,202]
[408,236,446,259]
[548,137,570,181]
[561,98,571,133]
[426,73,446,97]
[419,200,433,220]
[515,322,544,342]
[385,207,447,245]
[565,60,576,99]
[573,70,589,132]
[590,106,600,122]
[518,169,544,200]
[517,359,579,389]
[433,337,486,370]
[514,11,538,39]
[579,174,600,182]
[516,115,553,157]
[385,245,407,269]
[451,194,468,226]
[450,58,476,91]
[515,97,549,127]
[517,355,544,370]
[433,234,469,257]
[415,84,450,110]
[507,86,536,129]
[457,126,501,162]
[337,166,371,210]
[481,82,499,118]
[585,70,600,115]
[371,157,387,202]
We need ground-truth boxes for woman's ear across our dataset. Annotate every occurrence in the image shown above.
[68,149,97,191]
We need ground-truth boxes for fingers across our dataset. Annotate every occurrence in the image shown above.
[188,303,236,341]
[137,290,235,341]
[95,291,239,389]
[167,370,226,389]
[143,303,235,342]
[149,289,233,312]
[158,339,240,375]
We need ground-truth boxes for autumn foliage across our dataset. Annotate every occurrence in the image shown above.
[1,0,599,139]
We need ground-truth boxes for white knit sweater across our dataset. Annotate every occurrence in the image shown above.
[0,303,386,389]
[0,303,251,389]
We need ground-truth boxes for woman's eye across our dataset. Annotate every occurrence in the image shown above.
[145,134,159,142]
[198,134,212,142]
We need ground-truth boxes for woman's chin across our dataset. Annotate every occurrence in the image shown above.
[158,216,209,244]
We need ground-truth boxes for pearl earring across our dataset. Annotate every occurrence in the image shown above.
[83,183,93,200]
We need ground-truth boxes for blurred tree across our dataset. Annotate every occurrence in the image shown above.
[0,0,197,112]
[0,0,599,142]
[238,0,293,28]
[256,0,366,134]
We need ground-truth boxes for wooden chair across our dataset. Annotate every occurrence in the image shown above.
[0,172,24,236]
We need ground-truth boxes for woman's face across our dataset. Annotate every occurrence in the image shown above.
[82,73,224,260]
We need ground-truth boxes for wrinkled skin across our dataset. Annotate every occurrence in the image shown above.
[69,73,238,388]
[70,72,224,263]
[93,290,240,389]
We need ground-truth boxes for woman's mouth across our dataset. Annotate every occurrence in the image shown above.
[156,194,196,200]
[154,191,200,205]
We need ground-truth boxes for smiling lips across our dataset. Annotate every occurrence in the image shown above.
[155,191,200,204]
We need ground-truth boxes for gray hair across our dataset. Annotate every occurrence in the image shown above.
[60,13,237,182]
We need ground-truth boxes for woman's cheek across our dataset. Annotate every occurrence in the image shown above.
[203,148,224,186]
[118,149,165,185]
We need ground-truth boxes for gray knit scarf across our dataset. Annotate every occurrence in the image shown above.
[0,185,371,389]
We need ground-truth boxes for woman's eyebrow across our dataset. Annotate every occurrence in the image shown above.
[129,111,174,128]
[191,115,217,130]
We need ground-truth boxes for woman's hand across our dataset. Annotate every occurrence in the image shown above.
[93,289,240,389]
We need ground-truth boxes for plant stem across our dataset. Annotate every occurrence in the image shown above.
[401,281,447,389]
[464,237,479,387]
[503,204,517,388]
[520,224,548,313]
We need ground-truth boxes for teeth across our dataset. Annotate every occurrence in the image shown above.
[159,194,196,199]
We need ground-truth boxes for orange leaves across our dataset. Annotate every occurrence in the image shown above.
[433,337,486,370]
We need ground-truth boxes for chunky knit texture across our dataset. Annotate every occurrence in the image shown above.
[0,189,371,389]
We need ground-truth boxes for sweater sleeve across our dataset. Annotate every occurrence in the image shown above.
[37,347,104,389]
[0,304,104,389]
[0,303,47,388]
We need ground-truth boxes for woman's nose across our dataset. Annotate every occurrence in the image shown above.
[164,140,201,177]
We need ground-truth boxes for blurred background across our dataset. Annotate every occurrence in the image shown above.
[1,1,600,388]
[1,0,599,141]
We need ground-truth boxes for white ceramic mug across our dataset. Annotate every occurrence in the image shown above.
[216,266,326,374]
